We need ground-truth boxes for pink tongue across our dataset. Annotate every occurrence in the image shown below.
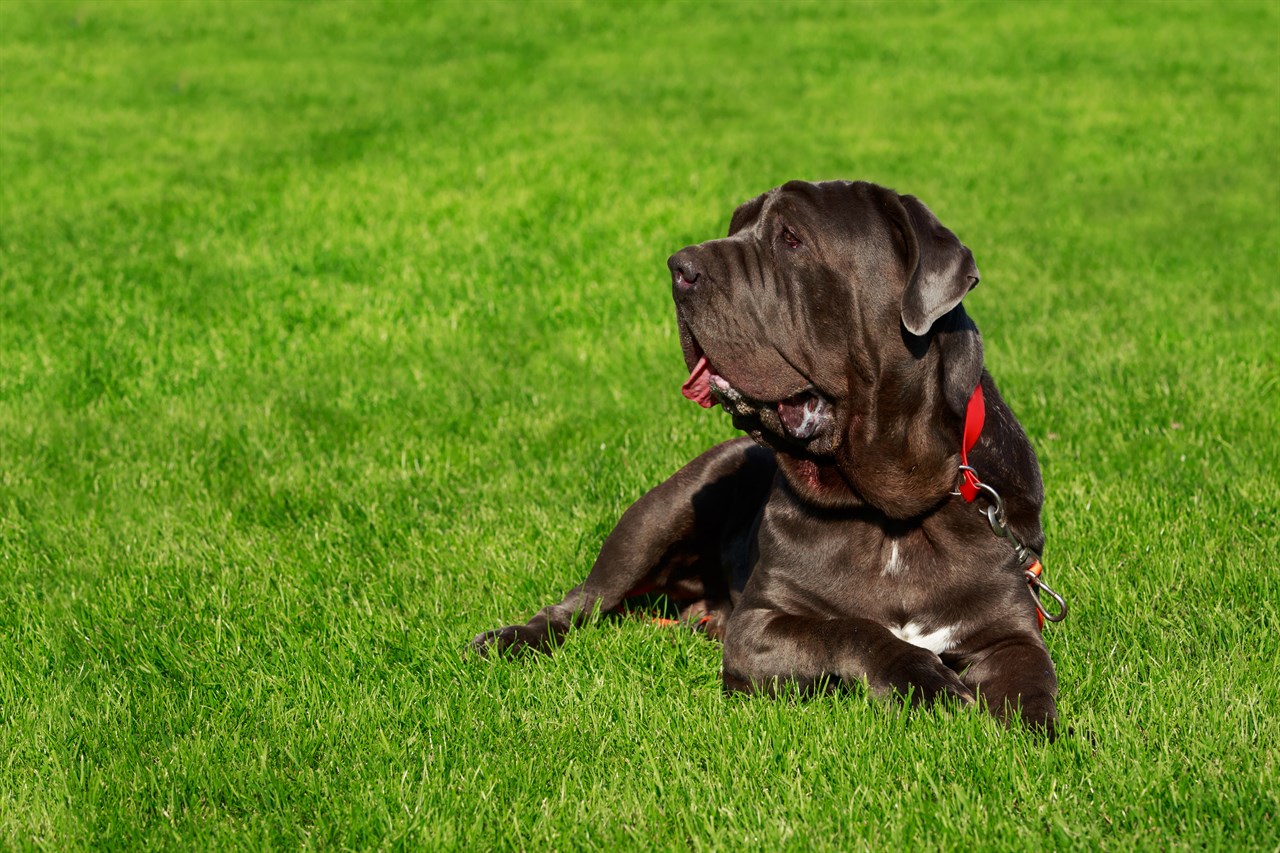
[681,355,716,408]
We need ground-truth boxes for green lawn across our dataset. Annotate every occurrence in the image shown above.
[1,0,1277,848]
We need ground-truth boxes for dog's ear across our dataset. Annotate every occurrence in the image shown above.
[728,192,768,236]
[895,194,980,337]
[934,309,985,417]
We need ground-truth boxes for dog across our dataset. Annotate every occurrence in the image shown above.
[472,180,1062,736]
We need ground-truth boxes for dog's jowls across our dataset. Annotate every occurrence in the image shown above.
[473,180,1058,737]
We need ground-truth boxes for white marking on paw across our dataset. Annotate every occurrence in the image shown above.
[890,622,958,655]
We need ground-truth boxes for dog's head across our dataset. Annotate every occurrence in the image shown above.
[669,180,984,516]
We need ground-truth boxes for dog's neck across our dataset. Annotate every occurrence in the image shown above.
[772,366,963,518]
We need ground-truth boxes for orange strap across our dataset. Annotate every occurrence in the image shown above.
[1026,560,1046,631]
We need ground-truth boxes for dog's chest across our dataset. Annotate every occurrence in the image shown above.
[865,533,961,639]
[755,490,1008,645]
[887,621,959,656]
[761,514,969,650]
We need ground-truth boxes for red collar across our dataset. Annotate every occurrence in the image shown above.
[959,383,985,502]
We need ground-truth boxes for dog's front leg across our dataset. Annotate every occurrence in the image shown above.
[471,438,772,657]
[956,638,1059,738]
[720,608,977,706]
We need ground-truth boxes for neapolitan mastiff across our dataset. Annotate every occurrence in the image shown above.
[472,180,1065,736]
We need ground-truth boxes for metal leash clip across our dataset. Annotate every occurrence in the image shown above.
[958,466,1068,625]
[1025,561,1068,624]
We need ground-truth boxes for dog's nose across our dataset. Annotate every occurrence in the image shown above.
[668,249,703,291]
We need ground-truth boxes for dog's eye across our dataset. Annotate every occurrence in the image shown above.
[781,226,802,249]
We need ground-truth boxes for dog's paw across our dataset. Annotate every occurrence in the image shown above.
[469,623,556,658]
[1032,715,1058,742]
[884,648,976,708]
[995,694,1058,741]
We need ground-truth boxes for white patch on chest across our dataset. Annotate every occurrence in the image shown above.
[890,622,958,656]
[882,540,907,577]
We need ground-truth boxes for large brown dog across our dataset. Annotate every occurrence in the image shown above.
[472,180,1062,736]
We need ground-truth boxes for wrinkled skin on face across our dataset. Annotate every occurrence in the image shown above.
[669,180,985,517]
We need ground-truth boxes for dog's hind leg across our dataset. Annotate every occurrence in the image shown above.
[470,437,774,657]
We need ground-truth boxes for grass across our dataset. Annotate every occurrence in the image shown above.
[1,0,1277,848]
